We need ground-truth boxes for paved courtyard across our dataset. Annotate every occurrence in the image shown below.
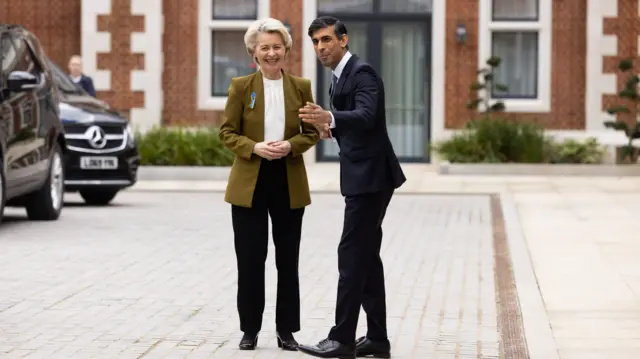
[0,191,506,359]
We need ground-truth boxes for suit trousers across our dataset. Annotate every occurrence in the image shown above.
[328,187,394,344]
[231,158,304,335]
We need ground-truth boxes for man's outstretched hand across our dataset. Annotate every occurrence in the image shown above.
[299,102,332,127]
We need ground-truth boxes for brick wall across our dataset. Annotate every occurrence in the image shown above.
[271,0,303,77]
[445,0,588,130]
[162,0,304,127]
[162,0,216,126]
[0,0,81,69]
[95,0,145,114]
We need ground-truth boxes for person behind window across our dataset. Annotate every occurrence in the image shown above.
[218,17,319,352]
[67,55,96,97]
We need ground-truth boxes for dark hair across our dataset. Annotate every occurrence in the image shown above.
[307,16,349,49]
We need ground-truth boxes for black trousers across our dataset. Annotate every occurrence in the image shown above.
[232,158,304,335]
[328,187,394,344]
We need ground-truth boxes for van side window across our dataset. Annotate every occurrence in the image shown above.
[11,36,39,75]
[1,35,17,74]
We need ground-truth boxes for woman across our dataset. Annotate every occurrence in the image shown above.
[218,18,319,351]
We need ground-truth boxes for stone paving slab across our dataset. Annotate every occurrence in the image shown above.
[0,192,508,359]
[122,164,640,359]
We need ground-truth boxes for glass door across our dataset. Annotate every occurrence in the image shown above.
[381,22,429,160]
[316,22,368,160]
[315,0,432,162]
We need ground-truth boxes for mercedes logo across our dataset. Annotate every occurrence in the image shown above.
[86,125,107,149]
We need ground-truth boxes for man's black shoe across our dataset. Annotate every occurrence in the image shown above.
[297,338,356,358]
[355,336,391,358]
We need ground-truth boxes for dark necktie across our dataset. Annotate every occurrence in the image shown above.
[330,74,338,111]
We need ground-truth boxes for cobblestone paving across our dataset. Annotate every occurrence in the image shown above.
[0,192,499,359]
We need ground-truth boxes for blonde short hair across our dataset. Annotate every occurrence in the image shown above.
[244,18,293,61]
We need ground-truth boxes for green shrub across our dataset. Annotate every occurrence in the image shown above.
[604,58,640,163]
[432,119,605,164]
[547,137,605,164]
[429,131,486,163]
[135,126,234,166]
[433,117,547,163]
[467,117,546,163]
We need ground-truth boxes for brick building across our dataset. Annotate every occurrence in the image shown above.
[0,0,636,163]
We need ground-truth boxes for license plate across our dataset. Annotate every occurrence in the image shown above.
[80,156,118,170]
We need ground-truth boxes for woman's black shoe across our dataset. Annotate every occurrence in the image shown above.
[276,332,298,351]
[239,332,258,350]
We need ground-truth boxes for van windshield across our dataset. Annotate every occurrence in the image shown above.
[47,58,85,95]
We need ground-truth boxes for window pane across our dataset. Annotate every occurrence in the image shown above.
[318,0,374,13]
[211,31,256,97]
[491,32,538,98]
[381,22,427,159]
[1,36,17,72]
[319,23,368,158]
[10,38,36,74]
[380,0,432,13]
[492,0,538,20]
[212,0,256,19]
[49,58,83,94]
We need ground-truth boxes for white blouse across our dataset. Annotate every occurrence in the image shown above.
[262,77,286,142]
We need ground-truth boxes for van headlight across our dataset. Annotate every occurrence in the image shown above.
[126,124,135,146]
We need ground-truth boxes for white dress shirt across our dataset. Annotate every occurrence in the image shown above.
[329,51,353,130]
[262,76,286,142]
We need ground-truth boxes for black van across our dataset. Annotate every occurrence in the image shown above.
[0,25,67,222]
[48,60,140,206]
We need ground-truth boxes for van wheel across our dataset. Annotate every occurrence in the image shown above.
[80,189,118,206]
[25,144,64,221]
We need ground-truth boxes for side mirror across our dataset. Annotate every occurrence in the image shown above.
[7,71,40,92]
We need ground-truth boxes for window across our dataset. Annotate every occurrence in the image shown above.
[211,31,255,97]
[492,0,538,21]
[198,0,270,110]
[479,0,551,112]
[212,0,257,19]
[318,0,373,13]
[492,32,538,99]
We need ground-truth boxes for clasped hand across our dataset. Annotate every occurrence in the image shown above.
[253,140,291,160]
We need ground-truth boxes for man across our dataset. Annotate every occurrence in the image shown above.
[68,55,96,97]
[297,16,406,359]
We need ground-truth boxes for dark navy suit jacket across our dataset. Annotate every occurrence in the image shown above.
[75,74,96,97]
[329,54,406,197]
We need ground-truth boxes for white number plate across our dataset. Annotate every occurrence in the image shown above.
[80,156,118,170]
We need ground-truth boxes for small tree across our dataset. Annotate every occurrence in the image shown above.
[466,56,509,120]
[604,59,640,163]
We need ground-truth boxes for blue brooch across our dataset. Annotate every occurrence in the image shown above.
[250,92,256,109]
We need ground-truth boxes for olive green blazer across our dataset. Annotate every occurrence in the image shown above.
[219,71,320,209]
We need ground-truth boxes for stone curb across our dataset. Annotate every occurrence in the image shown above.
[137,164,640,181]
[500,192,560,359]
[137,166,231,181]
[438,161,640,176]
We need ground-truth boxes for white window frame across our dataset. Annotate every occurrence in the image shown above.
[478,0,552,113]
[197,0,270,110]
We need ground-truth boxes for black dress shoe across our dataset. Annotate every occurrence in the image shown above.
[297,338,356,358]
[276,332,298,351]
[238,332,258,350]
[355,336,391,358]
